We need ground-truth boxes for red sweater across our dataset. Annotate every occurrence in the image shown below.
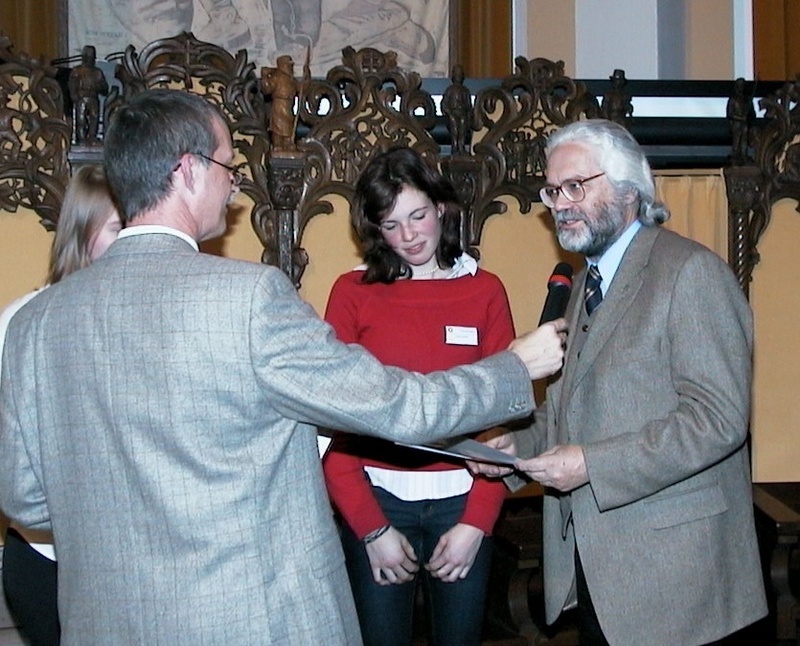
[322,268,515,539]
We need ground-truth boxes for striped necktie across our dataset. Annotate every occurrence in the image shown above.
[584,265,603,316]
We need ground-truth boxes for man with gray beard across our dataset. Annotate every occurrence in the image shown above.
[475,119,767,645]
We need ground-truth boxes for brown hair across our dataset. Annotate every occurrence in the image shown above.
[351,147,465,284]
[47,165,118,284]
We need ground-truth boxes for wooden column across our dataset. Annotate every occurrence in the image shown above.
[754,0,800,79]
[454,0,511,76]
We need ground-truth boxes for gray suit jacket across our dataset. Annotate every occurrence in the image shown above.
[0,233,534,645]
[514,226,767,645]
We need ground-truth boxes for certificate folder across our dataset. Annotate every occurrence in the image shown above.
[394,437,517,466]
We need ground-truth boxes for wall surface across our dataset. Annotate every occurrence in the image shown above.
[526,1,576,76]
[0,173,791,481]
[525,0,734,79]
[754,0,800,79]
[750,198,800,482]
[0,194,266,309]
[0,0,750,82]
[0,209,52,308]
[1,175,729,327]
[576,0,661,79]
[686,0,734,79]
[300,172,728,332]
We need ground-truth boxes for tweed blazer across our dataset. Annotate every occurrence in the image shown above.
[0,233,534,645]
[515,225,767,645]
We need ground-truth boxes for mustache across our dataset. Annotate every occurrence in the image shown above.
[553,208,587,225]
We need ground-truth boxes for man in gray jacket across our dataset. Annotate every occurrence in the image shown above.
[0,90,566,645]
[478,119,767,645]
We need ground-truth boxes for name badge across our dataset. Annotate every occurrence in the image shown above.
[445,325,478,346]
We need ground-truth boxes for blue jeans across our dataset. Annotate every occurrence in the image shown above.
[341,486,493,646]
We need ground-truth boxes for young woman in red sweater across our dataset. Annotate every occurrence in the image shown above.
[322,147,515,645]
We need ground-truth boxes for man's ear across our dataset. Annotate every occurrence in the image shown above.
[623,188,638,204]
[174,154,197,193]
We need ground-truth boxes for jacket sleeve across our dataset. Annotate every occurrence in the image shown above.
[0,312,51,530]
[459,273,516,533]
[250,268,535,445]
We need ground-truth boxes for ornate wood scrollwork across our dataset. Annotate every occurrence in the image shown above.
[7,28,770,309]
[300,46,439,179]
[107,31,275,265]
[0,34,69,231]
[291,52,604,275]
[725,75,800,296]
[290,46,441,284]
[755,77,800,210]
[465,57,600,250]
[263,153,307,285]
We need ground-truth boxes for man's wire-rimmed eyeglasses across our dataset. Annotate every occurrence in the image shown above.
[539,172,605,208]
[194,153,244,186]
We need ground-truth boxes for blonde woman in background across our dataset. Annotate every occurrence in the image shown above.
[0,165,121,646]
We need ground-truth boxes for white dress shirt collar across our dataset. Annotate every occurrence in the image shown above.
[353,252,478,278]
[591,219,642,294]
[118,225,199,251]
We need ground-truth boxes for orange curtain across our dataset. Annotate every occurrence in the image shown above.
[654,171,728,261]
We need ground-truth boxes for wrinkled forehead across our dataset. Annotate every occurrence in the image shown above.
[545,141,601,181]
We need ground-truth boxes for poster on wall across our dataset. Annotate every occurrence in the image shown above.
[66,0,451,78]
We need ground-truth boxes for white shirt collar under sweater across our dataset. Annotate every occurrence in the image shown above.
[353,252,478,278]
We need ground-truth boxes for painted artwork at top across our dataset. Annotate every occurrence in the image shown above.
[68,0,450,77]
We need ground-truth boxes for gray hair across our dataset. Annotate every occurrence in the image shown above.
[546,119,670,225]
[104,90,222,222]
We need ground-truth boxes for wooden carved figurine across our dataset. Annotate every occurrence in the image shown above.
[601,68,633,126]
[68,45,109,145]
[727,77,755,166]
[441,64,473,155]
[261,55,298,152]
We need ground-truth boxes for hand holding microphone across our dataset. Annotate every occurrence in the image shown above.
[509,263,573,380]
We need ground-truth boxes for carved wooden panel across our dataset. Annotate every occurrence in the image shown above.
[0,34,69,231]
[106,32,274,262]
[724,76,800,298]
[459,56,600,252]
[1,28,773,306]
[280,46,441,285]
[294,52,600,274]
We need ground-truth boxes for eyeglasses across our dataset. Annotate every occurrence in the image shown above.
[194,153,244,186]
[539,172,605,208]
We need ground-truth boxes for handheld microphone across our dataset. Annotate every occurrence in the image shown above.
[538,262,573,325]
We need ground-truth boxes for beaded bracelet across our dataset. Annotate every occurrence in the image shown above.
[362,524,390,544]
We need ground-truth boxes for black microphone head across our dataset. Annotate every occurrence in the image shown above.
[539,262,574,325]
[548,262,573,289]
